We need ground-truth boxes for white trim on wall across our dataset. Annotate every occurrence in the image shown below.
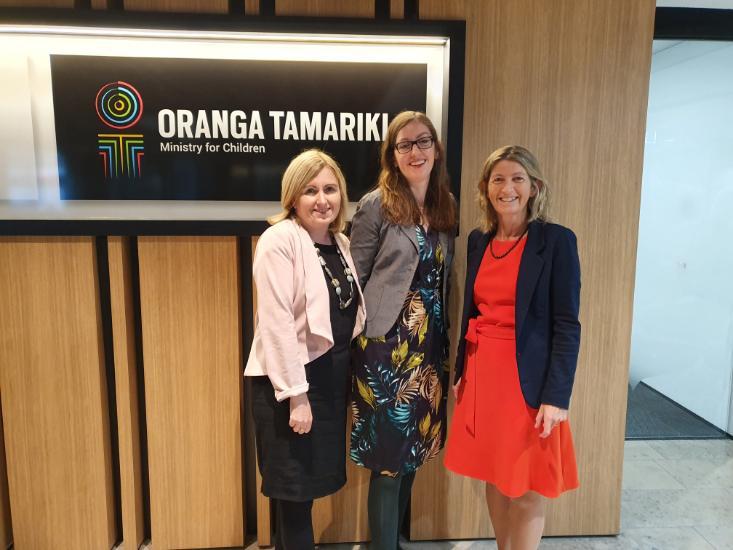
[657,0,733,8]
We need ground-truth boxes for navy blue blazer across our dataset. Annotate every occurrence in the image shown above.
[454,221,581,409]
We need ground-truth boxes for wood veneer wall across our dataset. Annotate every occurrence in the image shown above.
[247,0,653,541]
[0,0,73,6]
[0,406,12,548]
[275,0,374,17]
[123,0,228,12]
[137,236,243,549]
[250,236,272,548]
[108,237,145,550]
[409,0,655,539]
[0,238,116,549]
[0,0,654,546]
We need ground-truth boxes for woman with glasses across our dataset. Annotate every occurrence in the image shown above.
[349,110,457,549]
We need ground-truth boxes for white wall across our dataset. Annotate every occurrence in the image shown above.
[630,40,733,433]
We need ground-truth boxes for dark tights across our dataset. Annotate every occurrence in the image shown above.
[273,498,314,550]
[368,471,416,550]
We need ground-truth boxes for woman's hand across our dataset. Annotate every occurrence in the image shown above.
[289,393,313,435]
[534,404,568,438]
[452,378,463,400]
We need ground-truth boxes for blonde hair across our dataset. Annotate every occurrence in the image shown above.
[377,110,456,232]
[477,145,550,233]
[268,149,349,233]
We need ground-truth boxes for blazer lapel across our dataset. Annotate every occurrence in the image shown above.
[438,231,452,264]
[398,224,419,251]
[334,233,367,339]
[515,222,545,336]
[294,221,333,343]
[465,232,491,310]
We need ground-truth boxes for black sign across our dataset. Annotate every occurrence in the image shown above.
[50,55,427,201]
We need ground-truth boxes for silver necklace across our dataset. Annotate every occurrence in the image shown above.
[314,239,355,310]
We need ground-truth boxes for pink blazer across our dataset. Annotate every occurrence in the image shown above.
[244,218,366,401]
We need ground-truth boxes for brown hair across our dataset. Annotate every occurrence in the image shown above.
[267,149,349,233]
[477,145,550,233]
[377,111,456,232]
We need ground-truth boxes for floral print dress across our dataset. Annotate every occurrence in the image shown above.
[350,226,450,476]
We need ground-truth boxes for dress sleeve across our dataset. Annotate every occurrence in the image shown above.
[540,227,581,409]
[253,230,309,401]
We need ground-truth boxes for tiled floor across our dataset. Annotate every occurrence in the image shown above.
[244,439,733,550]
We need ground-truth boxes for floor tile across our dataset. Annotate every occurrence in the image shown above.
[623,527,715,549]
[656,457,733,489]
[623,459,686,490]
[625,440,666,461]
[243,440,733,550]
[695,525,733,550]
[538,534,636,548]
[622,487,733,529]
[647,440,733,461]
[319,541,498,549]
[402,541,496,549]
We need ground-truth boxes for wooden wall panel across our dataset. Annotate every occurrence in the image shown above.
[108,237,145,550]
[390,0,403,20]
[0,0,73,6]
[0,0,653,545]
[123,0,227,13]
[0,405,12,548]
[412,0,655,540]
[276,0,374,18]
[138,236,243,549]
[250,236,272,548]
[312,438,370,543]
[255,464,271,547]
[244,0,258,15]
[0,237,116,549]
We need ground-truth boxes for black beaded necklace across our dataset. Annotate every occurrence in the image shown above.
[314,237,355,310]
[489,225,529,260]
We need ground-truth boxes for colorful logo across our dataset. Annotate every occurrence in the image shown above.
[95,81,144,179]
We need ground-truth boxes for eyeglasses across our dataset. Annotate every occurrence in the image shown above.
[394,136,434,154]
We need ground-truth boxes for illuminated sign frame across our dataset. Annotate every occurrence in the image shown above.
[0,8,465,233]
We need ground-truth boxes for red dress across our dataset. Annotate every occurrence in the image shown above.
[444,237,579,498]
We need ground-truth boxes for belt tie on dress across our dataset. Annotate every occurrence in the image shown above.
[462,317,514,436]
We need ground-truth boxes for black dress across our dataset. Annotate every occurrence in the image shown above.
[251,242,358,501]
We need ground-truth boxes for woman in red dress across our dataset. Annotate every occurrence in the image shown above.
[444,146,581,550]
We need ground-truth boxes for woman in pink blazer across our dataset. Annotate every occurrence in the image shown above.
[245,149,366,550]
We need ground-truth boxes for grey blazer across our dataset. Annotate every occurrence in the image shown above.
[349,189,455,338]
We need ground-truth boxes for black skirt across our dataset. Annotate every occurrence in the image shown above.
[251,242,357,502]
